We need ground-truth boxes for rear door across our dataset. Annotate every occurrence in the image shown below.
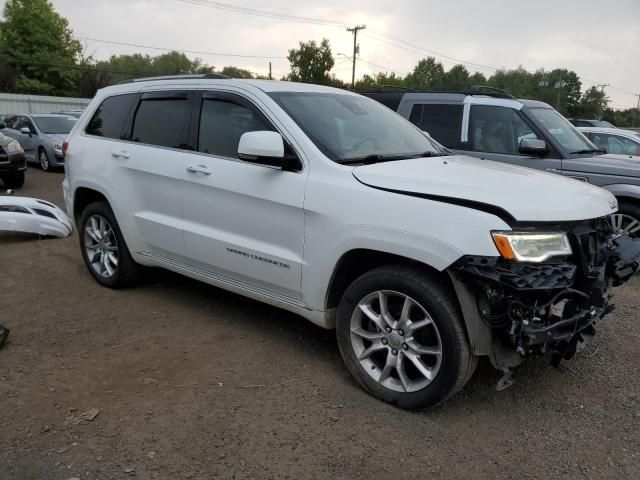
[458,104,561,172]
[404,103,464,149]
[7,116,37,161]
[85,90,193,261]
[180,90,307,300]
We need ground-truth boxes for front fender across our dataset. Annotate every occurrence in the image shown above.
[602,183,640,203]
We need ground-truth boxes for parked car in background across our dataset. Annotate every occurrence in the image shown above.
[578,127,640,156]
[53,110,84,119]
[568,118,616,128]
[1,114,76,171]
[63,76,640,409]
[0,130,26,188]
[364,88,640,237]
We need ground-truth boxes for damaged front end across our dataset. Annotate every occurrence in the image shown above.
[449,217,640,372]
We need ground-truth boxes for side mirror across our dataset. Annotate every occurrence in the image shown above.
[519,138,548,156]
[20,127,32,136]
[238,131,298,170]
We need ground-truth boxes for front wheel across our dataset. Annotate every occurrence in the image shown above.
[336,265,476,410]
[610,201,640,238]
[38,148,50,171]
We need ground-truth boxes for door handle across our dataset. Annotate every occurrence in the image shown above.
[186,164,211,175]
[111,150,130,159]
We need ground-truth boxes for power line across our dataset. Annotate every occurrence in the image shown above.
[79,36,287,60]
[365,28,500,72]
[176,0,348,27]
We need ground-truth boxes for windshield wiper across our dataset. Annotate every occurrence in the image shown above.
[341,151,445,165]
[570,148,607,155]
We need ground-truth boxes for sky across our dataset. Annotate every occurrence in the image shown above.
[7,0,640,109]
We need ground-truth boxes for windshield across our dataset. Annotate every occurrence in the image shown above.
[528,108,598,154]
[269,92,442,163]
[33,116,76,134]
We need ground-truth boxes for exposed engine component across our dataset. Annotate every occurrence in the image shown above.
[452,217,640,367]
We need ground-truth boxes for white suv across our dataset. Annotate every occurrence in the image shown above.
[63,75,640,409]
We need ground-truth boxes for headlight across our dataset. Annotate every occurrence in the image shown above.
[6,140,22,153]
[491,231,572,262]
[53,142,63,151]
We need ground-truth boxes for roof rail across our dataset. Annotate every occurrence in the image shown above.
[467,85,515,99]
[118,73,230,84]
[360,85,516,99]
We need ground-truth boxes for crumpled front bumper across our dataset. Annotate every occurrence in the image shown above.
[449,222,640,367]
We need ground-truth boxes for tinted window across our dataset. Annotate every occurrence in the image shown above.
[469,105,539,155]
[86,93,138,139]
[410,104,463,148]
[198,98,272,157]
[132,98,191,149]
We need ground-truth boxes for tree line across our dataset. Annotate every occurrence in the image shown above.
[0,0,637,127]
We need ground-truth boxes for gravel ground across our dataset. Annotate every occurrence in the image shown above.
[1,168,639,480]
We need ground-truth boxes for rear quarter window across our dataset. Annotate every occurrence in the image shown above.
[86,93,138,139]
[409,104,463,148]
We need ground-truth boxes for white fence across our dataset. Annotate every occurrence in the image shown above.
[0,92,91,114]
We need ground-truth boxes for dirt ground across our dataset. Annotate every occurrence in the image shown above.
[1,168,639,480]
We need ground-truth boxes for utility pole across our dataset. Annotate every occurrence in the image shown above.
[634,94,640,128]
[268,62,272,80]
[596,83,609,119]
[346,25,366,89]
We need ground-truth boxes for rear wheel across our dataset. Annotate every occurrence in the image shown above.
[79,201,140,288]
[610,201,640,238]
[336,265,476,409]
[1,171,25,189]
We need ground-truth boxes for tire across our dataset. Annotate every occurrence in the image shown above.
[611,201,640,238]
[336,265,476,410]
[78,201,140,288]
[1,171,25,189]
[38,147,50,171]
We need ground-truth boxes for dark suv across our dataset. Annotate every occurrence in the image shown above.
[364,89,640,237]
[0,129,26,188]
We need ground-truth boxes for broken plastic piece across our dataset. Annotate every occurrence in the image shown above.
[0,196,72,238]
[496,367,515,391]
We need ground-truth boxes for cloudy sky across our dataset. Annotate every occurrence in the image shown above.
[15,0,640,108]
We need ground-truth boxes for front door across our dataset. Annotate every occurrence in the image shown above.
[181,91,307,300]
[457,104,562,173]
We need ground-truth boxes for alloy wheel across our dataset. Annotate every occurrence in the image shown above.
[350,290,443,393]
[610,213,640,237]
[84,214,119,278]
[39,149,50,170]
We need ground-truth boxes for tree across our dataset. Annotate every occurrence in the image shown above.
[0,0,82,95]
[443,64,471,90]
[355,72,405,91]
[405,57,445,90]
[287,38,335,85]
[533,68,581,116]
[221,66,254,79]
[487,67,536,98]
[577,86,609,119]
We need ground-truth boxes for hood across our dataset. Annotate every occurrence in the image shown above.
[563,153,640,177]
[43,133,67,144]
[352,155,617,223]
